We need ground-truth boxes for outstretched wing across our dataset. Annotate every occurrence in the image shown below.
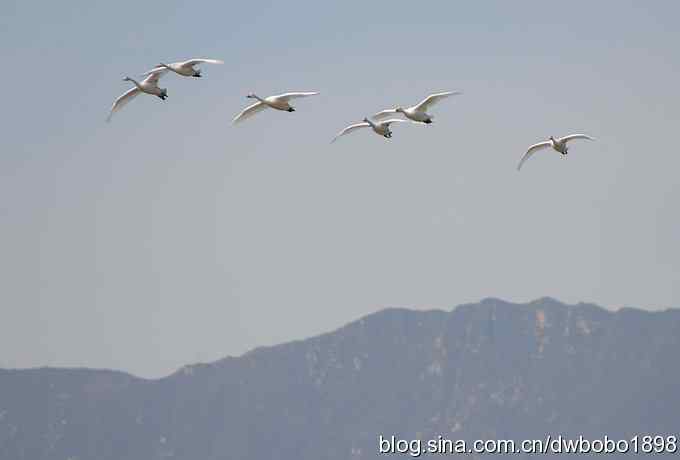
[517,141,552,171]
[414,91,462,111]
[559,133,595,144]
[372,108,400,121]
[183,58,224,66]
[331,122,370,143]
[274,92,320,102]
[232,101,268,124]
[142,68,168,85]
[107,87,141,122]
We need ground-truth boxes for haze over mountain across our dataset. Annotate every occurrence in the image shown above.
[1,298,679,460]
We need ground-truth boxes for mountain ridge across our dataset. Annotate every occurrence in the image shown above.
[3,297,676,379]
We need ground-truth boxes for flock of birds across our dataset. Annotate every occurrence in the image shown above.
[108,57,595,171]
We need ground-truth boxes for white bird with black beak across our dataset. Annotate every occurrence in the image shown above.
[232,91,319,124]
[373,91,462,124]
[143,58,224,78]
[518,134,595,170]
[331,117,414,143]
[107,69,168,122]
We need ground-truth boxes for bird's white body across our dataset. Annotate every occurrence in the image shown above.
[232,92,319,124]
[331,117,413,143]
[373,91,461,124]
[144,59,224,78]
[107,70,168,122]
[518,134,595,170]
[132,75,165,96]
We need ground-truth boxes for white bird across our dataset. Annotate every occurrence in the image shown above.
[107,70,168,122]
[373,91,462,124]
[143,59,224,78]
[232,92,319,124]
[331,117,413,143]
[517,134,595,170]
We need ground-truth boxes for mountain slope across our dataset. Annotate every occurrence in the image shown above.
[1,298,679,460]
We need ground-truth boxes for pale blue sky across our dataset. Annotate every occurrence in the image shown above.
[1,1,679,377]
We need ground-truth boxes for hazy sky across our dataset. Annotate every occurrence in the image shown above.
[1,1,679,377]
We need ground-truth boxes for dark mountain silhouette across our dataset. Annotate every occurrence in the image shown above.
[1,298,679,459]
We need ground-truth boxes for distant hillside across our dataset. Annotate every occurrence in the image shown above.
[1,298,679,460]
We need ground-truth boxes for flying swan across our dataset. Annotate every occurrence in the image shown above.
[373,91,462,124]
[107,70,168,122]
[517,134,595,170]
[331,117,414,143]
[232,92,320,124]
[143,58,224,78]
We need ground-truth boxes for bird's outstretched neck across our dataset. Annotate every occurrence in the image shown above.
[123,77,141,89]
[248,94,266,103]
